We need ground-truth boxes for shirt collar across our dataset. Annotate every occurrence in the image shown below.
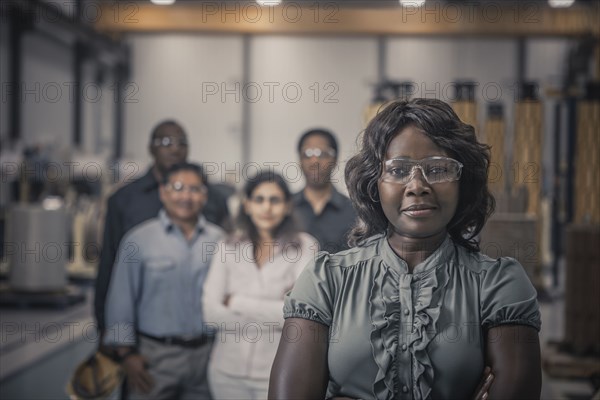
[293,186,344,210]
[328,187,346,210]
[379,233,454,275]
[158,208,206,234]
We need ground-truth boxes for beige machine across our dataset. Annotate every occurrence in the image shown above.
[7,203,68,292]
[479,97,541,285]
[574,99,600,224]
[451,82,479,138]
[484,103,506,195]
[363,81,415,125]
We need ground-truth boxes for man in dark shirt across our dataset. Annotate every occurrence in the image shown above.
[292,128,357,254]
[94,120,230,332]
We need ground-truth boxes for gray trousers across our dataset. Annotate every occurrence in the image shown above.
[128,336,213,400]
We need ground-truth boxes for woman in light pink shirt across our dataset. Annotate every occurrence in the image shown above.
[203,171,318,400]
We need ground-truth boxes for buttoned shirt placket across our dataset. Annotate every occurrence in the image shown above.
[397,273,414,400]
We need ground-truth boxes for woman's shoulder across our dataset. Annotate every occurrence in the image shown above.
[454,244,536,299]
[472,251,540,331]
[455,243,525,275]
[313,233,385,269]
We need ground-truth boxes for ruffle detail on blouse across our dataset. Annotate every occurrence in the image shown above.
[369,260,402,400]
[369,261,451,400]
[409,266,450,400]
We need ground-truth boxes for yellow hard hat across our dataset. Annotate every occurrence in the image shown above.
[66,350,124,399]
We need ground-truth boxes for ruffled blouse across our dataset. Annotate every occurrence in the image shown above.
[283,234,541,400]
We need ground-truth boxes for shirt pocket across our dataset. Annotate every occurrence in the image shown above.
[145,257,176,273]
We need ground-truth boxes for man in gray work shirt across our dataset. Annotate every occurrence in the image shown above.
[104,163,224,399]
[292,128,357,254]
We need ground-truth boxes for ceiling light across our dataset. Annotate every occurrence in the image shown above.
[548,0,575,7]
[399,0,426,7]
[151,0,176,5]
[256,0,282,6]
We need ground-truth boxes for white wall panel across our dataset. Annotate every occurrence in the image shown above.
[387,38,517,124]
[249,36,377,193]
[124,34,244,184]
[526,39,572,86]
[122,34,570,193]
[21,34,73,148]
[387,38,458,97]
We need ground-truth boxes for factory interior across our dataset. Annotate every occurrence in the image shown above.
[0,0,599,399]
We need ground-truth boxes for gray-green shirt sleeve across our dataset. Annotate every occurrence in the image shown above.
[283,252,335,326]
[480,257,541,332]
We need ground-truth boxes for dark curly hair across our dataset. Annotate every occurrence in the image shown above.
[344,98,495,252]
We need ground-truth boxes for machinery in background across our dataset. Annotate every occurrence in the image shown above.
[451,81,479,138]
[541,33,600,387]
[0,144,132,307]
[364,80,415,125]
[7,201,68,292]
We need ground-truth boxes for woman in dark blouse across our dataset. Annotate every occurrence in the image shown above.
[269,98,541,399]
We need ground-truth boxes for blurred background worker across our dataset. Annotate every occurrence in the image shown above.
[203,171,318,400]
[292,129,357,253]
[94,120,231,333]
[104,163,224,399]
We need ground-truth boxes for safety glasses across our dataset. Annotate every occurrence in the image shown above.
[381,156,463,185]
[300,148,336,159]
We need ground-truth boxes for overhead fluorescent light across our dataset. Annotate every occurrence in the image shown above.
[151,0,176,5]
[548,0,575,7]
[399,0,426,7]
[256,0,282,6]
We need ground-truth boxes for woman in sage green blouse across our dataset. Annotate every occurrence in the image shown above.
[269,98,541,400]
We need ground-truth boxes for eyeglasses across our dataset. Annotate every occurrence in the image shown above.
[301,148,336,159]
[153,136,188,148]
[381,156,463,185]
[165,181,207,194]
[250,195,286,205]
